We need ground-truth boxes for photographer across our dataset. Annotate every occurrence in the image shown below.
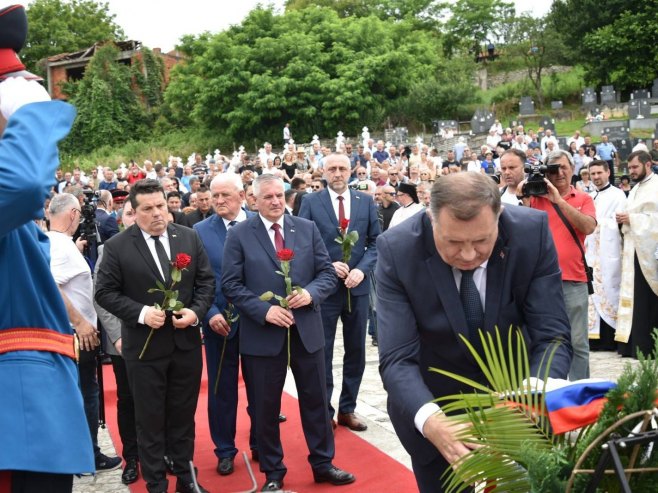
[520,150,596,381]
[46,193,121,473]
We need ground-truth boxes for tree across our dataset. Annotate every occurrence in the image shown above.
[164,6,450,144]
[62,44,147,154]
[439,0,515,58]
[505,15,569,109]
[285,0,442,24]
[23,0,124,76]
[550,0,658,92]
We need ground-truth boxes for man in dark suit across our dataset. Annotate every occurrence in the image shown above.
[95,179,215,493]
[376,172,573,493]
[95,189,119,242]
[182,185,213,227]
[298,153,380,431]
[193,173,258,477]
[222,174,355,492]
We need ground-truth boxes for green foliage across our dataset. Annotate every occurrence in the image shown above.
[131,47,165,112]
[62,44,148,155]
[164,5,445,143]
[572,337,658,492]
[550,0,658,92]
[23,0,124,76]
[439,0,515,57]
[503,15,570,108]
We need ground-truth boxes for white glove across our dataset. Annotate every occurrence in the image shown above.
[0,77,51,121]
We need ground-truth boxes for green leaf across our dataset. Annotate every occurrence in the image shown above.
[155,280,165,290]
[275,270,284,276]
[172,301,184,311]
[168,298,178,308]
[347,231,359,243]
[147,288,160,293]
[259,291,274,301]
[171,268,182,283]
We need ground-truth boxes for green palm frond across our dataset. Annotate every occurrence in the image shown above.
[429,327,562,492]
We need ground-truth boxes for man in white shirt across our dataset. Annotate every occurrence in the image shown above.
[47,193,121,473]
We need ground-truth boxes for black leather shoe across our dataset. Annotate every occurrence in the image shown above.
[278,413,287,422]
[313,465,356,485]
[261,479,284,491]
[217,456,234,475]
[175,477,209,493]
[121,458,139,485]
[251,449,259,462]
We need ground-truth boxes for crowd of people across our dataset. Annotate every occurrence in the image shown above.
[3,7,658,493]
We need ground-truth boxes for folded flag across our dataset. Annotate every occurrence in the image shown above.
[544,379,616,434]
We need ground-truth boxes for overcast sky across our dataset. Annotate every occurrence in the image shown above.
[93,0,554,52]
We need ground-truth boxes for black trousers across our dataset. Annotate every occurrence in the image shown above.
[9,471,72,493]
[110,355,138,460]
[125,345,202,493]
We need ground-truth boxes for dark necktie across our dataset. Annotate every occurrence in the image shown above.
[337,195,346,225]
[228,220,237,227]
[271,223,284,252]
[152,235,170,281]
[460,269,484,342]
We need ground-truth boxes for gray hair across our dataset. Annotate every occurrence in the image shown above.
[253,173,284,196]
[546,149,574,167]
[430,172,501,221]
[49,193,79,216]
[210,173,243,192]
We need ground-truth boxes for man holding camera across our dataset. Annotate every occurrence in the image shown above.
[47,193,122,473]
[521,150,596,380]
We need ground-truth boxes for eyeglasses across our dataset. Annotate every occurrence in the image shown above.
[357,172,367,176]
[311,185,322,190]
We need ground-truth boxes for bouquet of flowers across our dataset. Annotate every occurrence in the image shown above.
[140,253,192,360]
[334,218,359,312]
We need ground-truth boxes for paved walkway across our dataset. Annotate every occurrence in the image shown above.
[73,330,637,492]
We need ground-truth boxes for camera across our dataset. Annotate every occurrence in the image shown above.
[79,189,99,240]
[521,163,558,196]
[349,182,369,191]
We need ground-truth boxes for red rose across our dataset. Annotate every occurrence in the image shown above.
[276,249,295,262]
[173,253,192,270]
[340,218,350,231]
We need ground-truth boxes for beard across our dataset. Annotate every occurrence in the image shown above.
[632,167,647,183]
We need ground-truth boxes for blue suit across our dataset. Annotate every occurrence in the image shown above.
[194,212,256,459]
[0,102,94,474]
[376,209,572,493]
[95,207,119,243]
[222,214,338,481]
[298,189,380,416]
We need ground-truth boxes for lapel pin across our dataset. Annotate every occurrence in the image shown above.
[290,229,295,233]
[500,251,505,259]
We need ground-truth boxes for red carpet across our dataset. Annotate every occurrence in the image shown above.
[102,356,415,493]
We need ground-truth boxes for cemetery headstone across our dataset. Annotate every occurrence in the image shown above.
[631,89,650,100]
[600,85,617,105]
[519,97,534,115]
[538,116,556,132]
[471,108,495,134]
[582,87,597,106]
[629,99,651,119]
[551,100,563,110]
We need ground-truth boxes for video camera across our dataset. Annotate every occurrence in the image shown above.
[79,189,99,240]
[521,162,559,196]
[349,182,369,191]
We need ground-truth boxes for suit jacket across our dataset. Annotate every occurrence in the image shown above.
[182,208,213,228]
[194,211,255,341]
[95,222,215,361]
[376,207,573,465]
[95,208,119,242]
[298,189,380,296]
[221,214,337,356]
[94,245,121,356]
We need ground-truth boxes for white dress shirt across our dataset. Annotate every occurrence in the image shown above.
[327,187,351,222]
[259,214,286,250]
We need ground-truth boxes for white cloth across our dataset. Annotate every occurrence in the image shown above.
[585,184,626,336]
[46,231,96,328]
[0,77,51,120]
[388,202,424,229]
[501,188,521,206]
[616,174,658,343]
